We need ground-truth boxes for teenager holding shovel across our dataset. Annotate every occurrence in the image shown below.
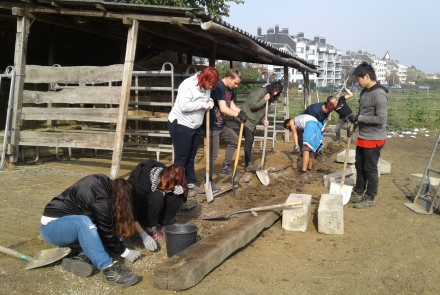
[284,114,325,183]
[327,86,354,143]
[40,174,141,288]
[127,159,188,248]
[206,68,247,189]
[237,81,283,172]
[348,61,388,209]
[168,67,219,197]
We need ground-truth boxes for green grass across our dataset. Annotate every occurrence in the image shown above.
[286,89,440,132]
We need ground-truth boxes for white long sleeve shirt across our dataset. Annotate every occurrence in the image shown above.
[168,72,213,129]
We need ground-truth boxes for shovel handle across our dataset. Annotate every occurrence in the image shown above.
[249,201,304,212]
[261,101,269,169]
[232,122,244,178]
[340,123,355,187]
[0,245,32,262]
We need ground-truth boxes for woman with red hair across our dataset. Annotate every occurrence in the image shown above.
[128,159,189,250]
[168,66,219,196]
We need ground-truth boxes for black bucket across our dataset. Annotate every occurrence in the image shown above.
[164,224,199,258]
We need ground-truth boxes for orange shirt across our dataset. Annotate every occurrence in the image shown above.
[356,138,386,148]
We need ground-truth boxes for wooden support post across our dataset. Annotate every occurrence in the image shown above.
[283,65,290,142]
[209,44,216,67]
[229,60,233,68]
[186,51,193,65]
[110,20,138,179]
[9,17,30,165]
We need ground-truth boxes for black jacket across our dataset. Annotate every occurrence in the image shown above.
[128,159,167,221]
[42,174,126,255]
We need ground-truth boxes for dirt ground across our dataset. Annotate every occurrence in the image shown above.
[1,131,440,295]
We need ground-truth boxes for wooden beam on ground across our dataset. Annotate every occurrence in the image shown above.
[110,20,138,179]
[9,16,30,165]
[153,196,288,291]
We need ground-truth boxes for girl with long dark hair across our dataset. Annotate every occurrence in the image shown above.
[40,174,140,288]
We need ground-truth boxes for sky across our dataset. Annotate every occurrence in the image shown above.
[225,0,440,74]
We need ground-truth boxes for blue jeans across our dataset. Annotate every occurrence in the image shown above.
[40,215,113,270]
[353,144,384,199]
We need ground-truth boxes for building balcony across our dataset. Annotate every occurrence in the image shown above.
[335,58,341,63]
[335,67,341,71]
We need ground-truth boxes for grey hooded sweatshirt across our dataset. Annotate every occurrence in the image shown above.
[357,83,388,140]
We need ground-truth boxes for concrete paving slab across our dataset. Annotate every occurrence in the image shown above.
[282,194,312,232]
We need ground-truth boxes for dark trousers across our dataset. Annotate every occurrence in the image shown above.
[135,191,183,227]
[353,144,384,199]
[243,126,254,165]
[168,119,200,184]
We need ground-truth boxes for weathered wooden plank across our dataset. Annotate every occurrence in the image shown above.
[21,107,119,123]
[19,131,115,150]
[9,16,30,164]
[153,196,288,291]
[23,87,122,104]
[111,20,138,179]
[25,64,124,84]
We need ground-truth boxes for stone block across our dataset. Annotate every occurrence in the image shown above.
[318,194,344,235]
[322,165,355,188]
[336,149,355,163]
[282,194,312,232]
[378,158,391,174]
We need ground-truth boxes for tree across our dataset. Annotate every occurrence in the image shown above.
[110,0,245,18]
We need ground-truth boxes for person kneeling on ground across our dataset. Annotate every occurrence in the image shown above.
[238,81,283,172]
[40,174,141,288]
[284,114,325,183]
[128,159,188,248]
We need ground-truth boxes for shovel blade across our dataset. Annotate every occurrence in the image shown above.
[25,247,71,270]
[403,202,433,214]
[329,181,352,205]
[204,181,214,203]
[256,169,270,186]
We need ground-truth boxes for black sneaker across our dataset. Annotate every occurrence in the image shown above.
[354,195,376,209]
[209,180,221,192]
[244,162,260,173]
[220,165,233,176]
[103,261,140,288]
[62,254,94,277]
[350,192,363,203]
[188,183,204,194]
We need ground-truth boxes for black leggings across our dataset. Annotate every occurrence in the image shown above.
[243,126,254,165]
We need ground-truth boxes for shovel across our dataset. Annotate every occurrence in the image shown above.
[202,201,304,220]
[232,121,244,195]
[204,109,214,203]
[256,101,270,186]
[329,123,355,205]
[0,245,71,270]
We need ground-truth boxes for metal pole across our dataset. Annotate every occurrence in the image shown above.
[1,66,16,170]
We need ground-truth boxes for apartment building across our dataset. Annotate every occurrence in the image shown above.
[256,25,342,87]
[341,50,387,84]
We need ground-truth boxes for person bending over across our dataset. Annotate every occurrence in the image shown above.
[127,159,188,249]
[40,174,141,288]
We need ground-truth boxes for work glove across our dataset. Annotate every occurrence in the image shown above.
[237,110,247,123]
[205,101,214,110]
[173,185,184,195]
[124,249,142,262]
[140,231,157,251]
[293,145,300,154]
[348,114,359,123]
[347,129,353,138]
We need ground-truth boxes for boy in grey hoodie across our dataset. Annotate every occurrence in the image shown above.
[348,62,388,209]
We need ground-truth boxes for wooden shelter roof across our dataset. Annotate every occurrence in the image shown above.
[0,0,320,74]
